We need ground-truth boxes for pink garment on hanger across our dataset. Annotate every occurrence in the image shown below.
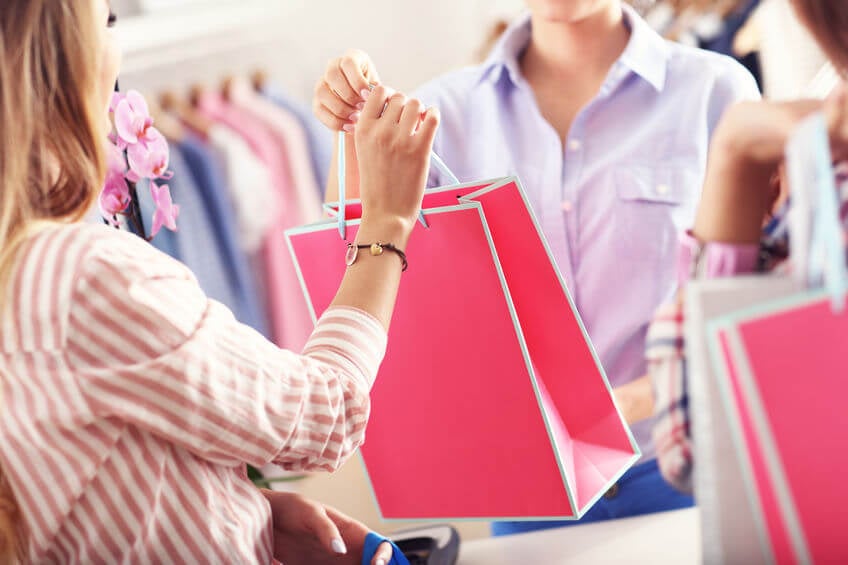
[196,92,312,351]
[229,80,322,225]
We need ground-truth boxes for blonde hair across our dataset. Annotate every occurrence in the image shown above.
[0,1,107,561]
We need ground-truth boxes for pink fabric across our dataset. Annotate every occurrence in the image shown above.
[196,93,313,351]
[677,230,760,286]
[0,223,386,563]
[229,80,322,226]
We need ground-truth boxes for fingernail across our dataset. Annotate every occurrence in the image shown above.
[331,538,347,554]
[349,111,361,123]
[356,102,365,111]
[342,124,355,133]
[376,560,387,565]
[360,89,371,100]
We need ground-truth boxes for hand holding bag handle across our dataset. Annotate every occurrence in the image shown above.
[336,125,460,240]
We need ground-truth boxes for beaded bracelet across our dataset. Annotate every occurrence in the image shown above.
[346,242,409,272]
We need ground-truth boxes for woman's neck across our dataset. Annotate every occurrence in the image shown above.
[521,2,630,84]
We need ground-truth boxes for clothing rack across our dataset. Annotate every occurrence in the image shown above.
[116,1,311,99]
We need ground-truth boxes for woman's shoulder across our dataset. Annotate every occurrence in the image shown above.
[2,222,190,353]
[412,65,491,109]
[22,222,193,289]
[663,40,760,99]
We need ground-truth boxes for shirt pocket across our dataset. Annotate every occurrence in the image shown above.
[613,165,701,301]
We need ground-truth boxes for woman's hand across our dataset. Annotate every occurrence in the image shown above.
[614,376,655,425]
[825,83,848,161]
[313,50,381,133]
[354,86,440,240]
[693,98,822,244]
[263,490,394,565]
[711,99,823,166]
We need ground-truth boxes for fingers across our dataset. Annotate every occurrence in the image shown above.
[340,49,376,96]
[383,93,407,124]
[399,98,425,136]
[314,50,379,132]
[299,499,347,555]
[371,541,394,565]
[314,81,360,124]
[325,57,362,107]
[361,85,393,122]
[417,107,441,149]
[826,83,848,136]
[312,102,348,133]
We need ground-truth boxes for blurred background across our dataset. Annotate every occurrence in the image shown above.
[109,0,831,543]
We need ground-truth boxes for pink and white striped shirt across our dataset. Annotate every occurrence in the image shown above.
[0,222,387,564]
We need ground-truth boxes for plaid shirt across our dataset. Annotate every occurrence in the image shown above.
[648,165,848,493]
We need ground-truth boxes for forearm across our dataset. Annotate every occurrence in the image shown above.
[692,142,775,245]
[693,99,823,244]
[330,217,412,331]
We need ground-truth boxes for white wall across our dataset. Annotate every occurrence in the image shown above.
[116,0,525,102]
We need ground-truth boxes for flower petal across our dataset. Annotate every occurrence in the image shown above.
[110,92,126,113]
[114,99,139,144]
[150,183,179,236]
[126,90,150,118]
[106,142,127,176]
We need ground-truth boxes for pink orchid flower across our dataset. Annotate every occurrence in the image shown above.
[110,92,125,113]
[150,182,180,236]
[99,171,131,225]
[126,128,172,182]
[114,90,157,146]
[106,141,127,176]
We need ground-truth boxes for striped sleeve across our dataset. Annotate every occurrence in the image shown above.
[65,231,387,472]
[646,300,693,494]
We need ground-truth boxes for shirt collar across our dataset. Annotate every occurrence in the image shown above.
[478,4,669,92]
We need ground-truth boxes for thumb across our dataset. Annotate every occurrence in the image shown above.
[302,501,347,555]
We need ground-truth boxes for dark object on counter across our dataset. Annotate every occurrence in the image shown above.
[392,524,460,565]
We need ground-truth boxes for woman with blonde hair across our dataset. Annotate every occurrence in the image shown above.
[0,1,438,562]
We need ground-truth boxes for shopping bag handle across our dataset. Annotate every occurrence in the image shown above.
[787,113,848,311]
[336,129,459,240]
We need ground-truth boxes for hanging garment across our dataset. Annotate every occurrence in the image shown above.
[264,86,333,196]
[197,92,313,350]
[698,0,763,90]
[178,135,270,336]
[205,125,277,253]
[230,80,322,226]
[138,147,241,314]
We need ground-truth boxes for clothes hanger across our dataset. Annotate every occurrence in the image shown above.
[147,94,186,143]
[161,89,212,139]
[220,75,236,103]
[251,69,268,93]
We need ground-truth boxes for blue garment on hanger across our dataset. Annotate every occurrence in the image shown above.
[177,137,270,336]
[264,87,332,195]
[133,178,178,258]
[699,0,763,90]
[137,147,242,327]
[362,533,410,565]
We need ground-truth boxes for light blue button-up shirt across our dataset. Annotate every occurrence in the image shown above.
[414,5,759,460]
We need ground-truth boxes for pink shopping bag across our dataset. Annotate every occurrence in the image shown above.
[710,292,848,564]
[287,177,639,520]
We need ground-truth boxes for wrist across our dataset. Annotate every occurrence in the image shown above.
[358,215,414,249]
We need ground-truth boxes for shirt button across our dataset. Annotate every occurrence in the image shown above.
[603,483,620,500]
[568,140,582,151]
[561,200,574,212]
[656,184,670,196]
